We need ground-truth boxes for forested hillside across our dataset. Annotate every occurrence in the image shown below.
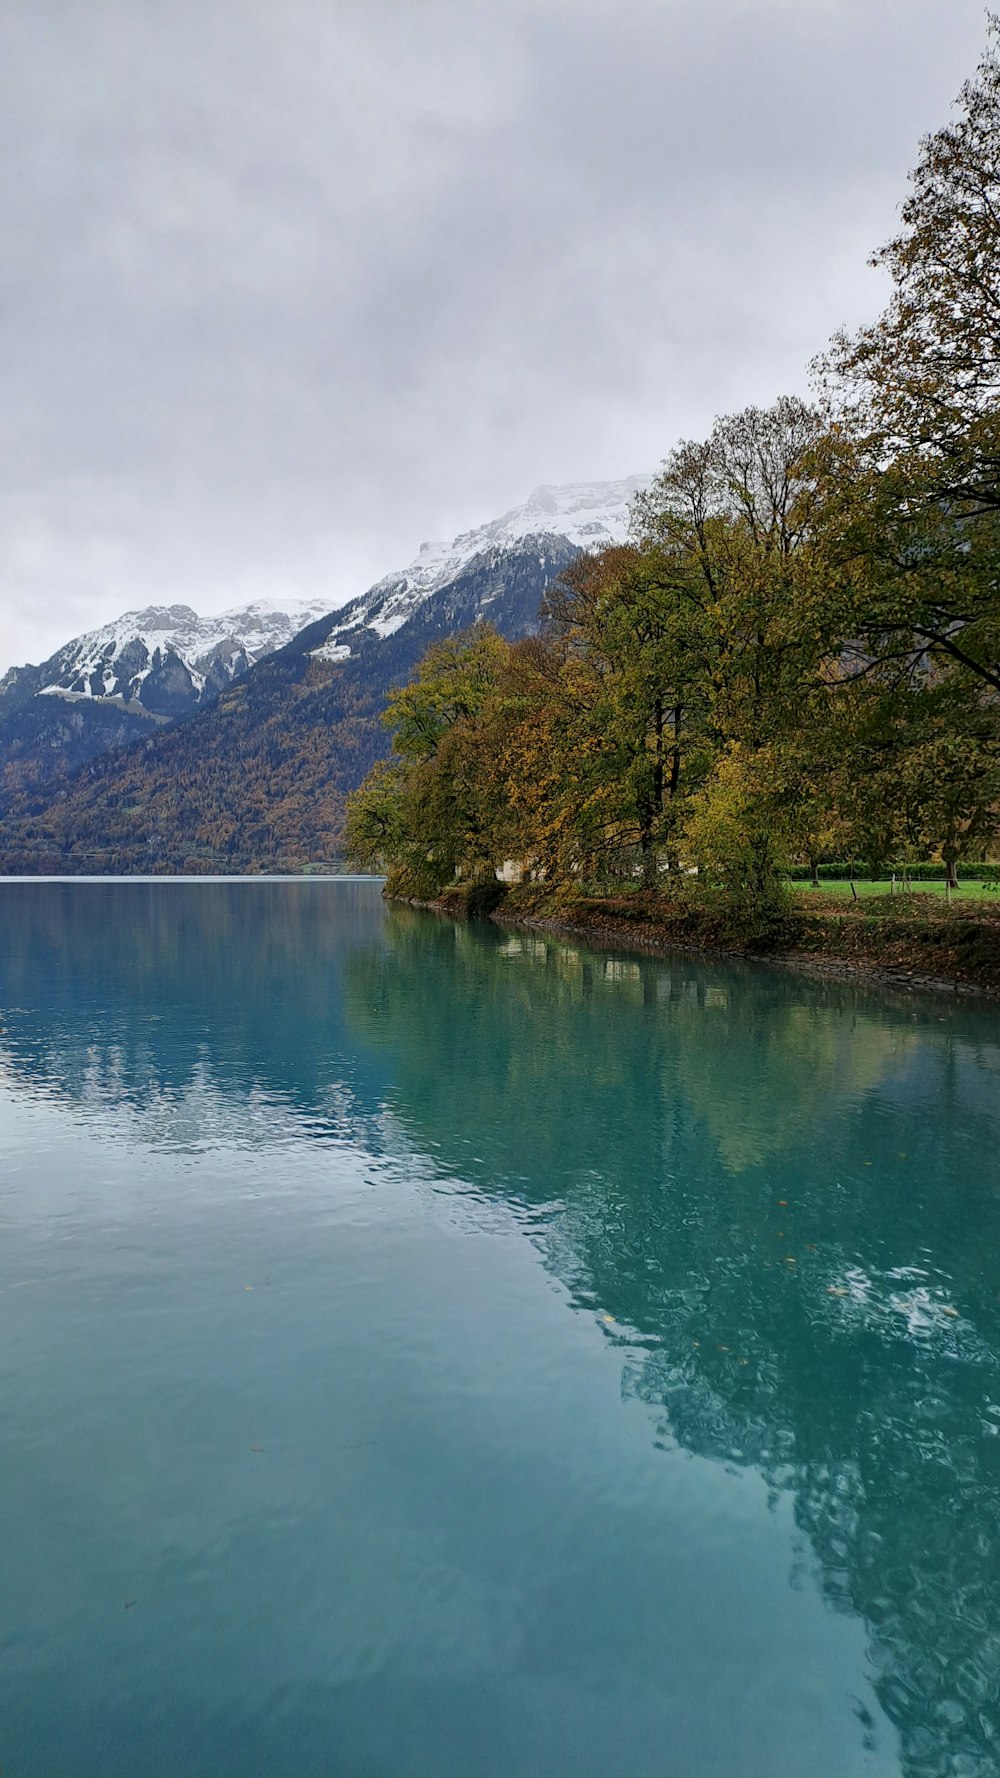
[0,600,331,805]
[0,535,578,872]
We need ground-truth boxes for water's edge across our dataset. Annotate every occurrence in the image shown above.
[5,877,993,995]
[393,893,1000,1000]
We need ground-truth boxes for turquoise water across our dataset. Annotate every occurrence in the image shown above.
[1,881,998,1778]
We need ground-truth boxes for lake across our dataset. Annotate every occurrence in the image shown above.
[0,878,998,1778]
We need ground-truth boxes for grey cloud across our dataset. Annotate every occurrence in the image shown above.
[0,0,991,667]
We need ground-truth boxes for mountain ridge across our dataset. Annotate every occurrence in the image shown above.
[0,595,337,801]
[314,475,647,649]
[0,595,335,713]
[0,477,647,872]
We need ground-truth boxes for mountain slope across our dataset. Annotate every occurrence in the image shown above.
[311,476,645,650]
[0,597,332,800]
[0,479,645,873]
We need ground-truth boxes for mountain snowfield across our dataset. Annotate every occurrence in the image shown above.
[0,478,647,695]
[1,596,334,716]
[310,476,648,661]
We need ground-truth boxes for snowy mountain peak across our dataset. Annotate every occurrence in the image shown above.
[313,475,649,656]
[520,476,648,532]
[1,595,335,722]
[123,603,200,627]
[443,474,647,563]
[51,596,332,673]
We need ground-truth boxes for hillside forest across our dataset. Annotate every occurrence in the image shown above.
[345,30,1000,937]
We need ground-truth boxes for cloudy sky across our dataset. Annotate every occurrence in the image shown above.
[0,0,992,668]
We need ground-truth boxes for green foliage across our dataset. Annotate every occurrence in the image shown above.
[344,628,511,894]
[342,760,406,871]
[384,629,510,761]
[816,23,1000,701]
[683,744,792,940]
[787,863,1000,883]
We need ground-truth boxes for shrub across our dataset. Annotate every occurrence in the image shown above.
[787,861,1000,882]
[464,879,508,918]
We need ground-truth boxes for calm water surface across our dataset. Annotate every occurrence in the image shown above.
[1,880,999,1778]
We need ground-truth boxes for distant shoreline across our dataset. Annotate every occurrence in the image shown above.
[0,873,385,884]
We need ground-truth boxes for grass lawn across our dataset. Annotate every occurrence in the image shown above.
[796,878,1000,900]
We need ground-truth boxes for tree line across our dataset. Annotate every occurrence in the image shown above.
[346,26,1000,930]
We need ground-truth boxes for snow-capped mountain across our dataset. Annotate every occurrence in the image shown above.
[0,595,335,804]
[0,474,650,870]
[1,596,333,719]
[311,476,646,662]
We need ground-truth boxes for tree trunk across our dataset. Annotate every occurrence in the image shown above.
[640,695,666,890]
[641,833,657,890]
[668,704,682,800]
[651,695,664,815]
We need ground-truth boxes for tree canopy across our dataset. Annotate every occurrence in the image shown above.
[348,25,1000,921]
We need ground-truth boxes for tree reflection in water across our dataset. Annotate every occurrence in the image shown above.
[1,883,998,1778]
[346,909,1000,1778]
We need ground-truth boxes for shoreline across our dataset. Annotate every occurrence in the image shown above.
[393,889,1000,1002]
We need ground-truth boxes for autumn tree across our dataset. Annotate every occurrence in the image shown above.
[634,397,831,903]
[541,544,713,884]
[344,628,511,895]
[348,23,1000,929]
[818,20,1000,695]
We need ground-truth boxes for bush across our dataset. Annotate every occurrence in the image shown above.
[464,879,508,918]
[683,744,793,943]
[383,863,449,901]
[787,861,1000,882]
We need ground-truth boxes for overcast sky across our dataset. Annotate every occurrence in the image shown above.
[0,0,992,668]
